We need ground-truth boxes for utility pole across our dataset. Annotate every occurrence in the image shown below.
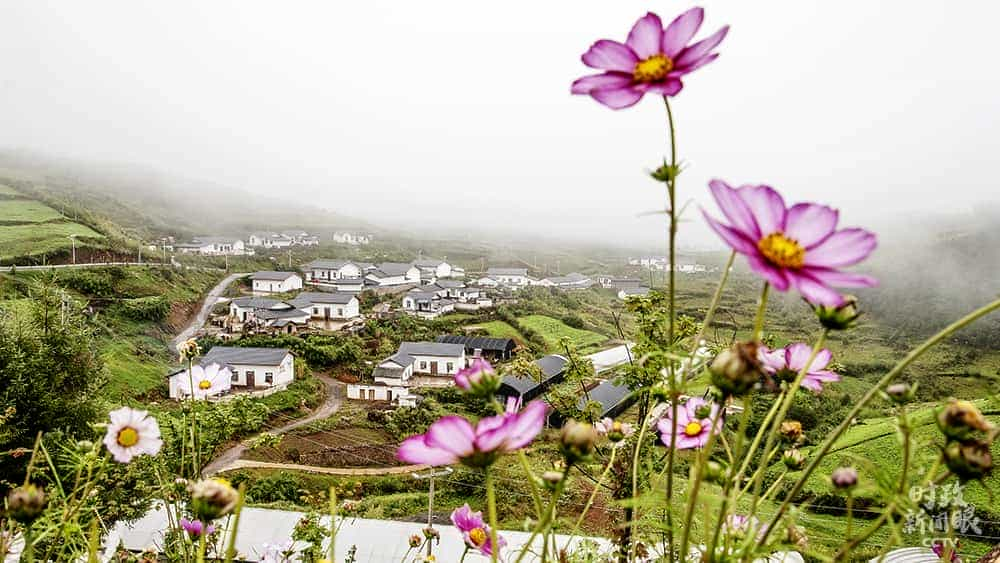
[288,249,292,269]
[138,242,143,265]
[412,467,453,557]
[67,235,77,264]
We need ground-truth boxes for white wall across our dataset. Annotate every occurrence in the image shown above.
[252,275,303,294]
[303,298,359,319]
[410,353,464,375]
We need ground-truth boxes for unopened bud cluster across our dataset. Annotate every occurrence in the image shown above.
[710,341,764,397]
[936,399,996,480]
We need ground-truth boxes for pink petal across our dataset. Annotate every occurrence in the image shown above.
[582,40,638,73]
[635,78,684,96]
[703,210,758,255]
[503,400,547,450]
[810,349,833,371]
[474,423,511,453]
[783,343,813,372]
[626,12,664,59]
[570,72,632,95]
[737,185,787,235]
[785,203,839,248]
[803,267,878,288]
[804,228,877,268]
[425,416,476,458]
[675,25,730,66]
[709,179,760,239]
[661,7,704,57]
[747,254,791,291]
[785,270,845,306]
[799,377,823,393]
[672,53,718,75]
[590,86,645,109]
[397,436,458,466]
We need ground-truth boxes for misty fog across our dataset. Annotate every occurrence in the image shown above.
[1,1,998,252]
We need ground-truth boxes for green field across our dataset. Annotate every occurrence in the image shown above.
[0,184,22,196]
[0,199,66,223]
[0,222,103,260]
[518,314,608,351]
[472,320,525,341]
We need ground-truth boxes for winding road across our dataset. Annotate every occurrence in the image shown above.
[171,271,248,353]
[201,374,345,476]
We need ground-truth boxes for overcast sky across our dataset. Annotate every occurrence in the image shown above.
[1,2,997,249]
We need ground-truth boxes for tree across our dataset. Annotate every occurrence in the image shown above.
[0,282,105,489]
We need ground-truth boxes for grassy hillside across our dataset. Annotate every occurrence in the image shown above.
[0,183,104,261]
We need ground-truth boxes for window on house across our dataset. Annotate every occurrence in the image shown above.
[231,372,238,382]
[420,361,427,370]
[265,372,273,384]
[313,307,319,314]
[446,362,454,372]
[337,308,343,316]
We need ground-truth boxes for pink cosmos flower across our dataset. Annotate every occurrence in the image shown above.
[454,358,499,393]
[657,397,720,450]
[450,504,507,558]
[180,518,215,537]
[703,180,877,306]
[571,8,729,109]
[397,399,547,468]
[759,343,841,393]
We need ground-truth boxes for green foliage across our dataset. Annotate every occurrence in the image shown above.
[113,296,170,321]
[0,284,104,487]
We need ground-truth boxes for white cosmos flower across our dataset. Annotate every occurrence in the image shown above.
[103,407,163,463]
[177,363,232,399]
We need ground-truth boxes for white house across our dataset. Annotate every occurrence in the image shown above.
[302,260,366,283]
[347,341,465,405]
[288,291,360,320]
[365,263,420,287]
[251,271,303,294]
[618,287,651,299]
[247,232,277,248]
[281,230,309,244]
[168,346,294,399]
[486,267,530,287]
[412,258,453,282]
[332,232,371,245]
[401,289,455,319]
[176,237,247,256]
[300,235,320,246]
[229,296,292,323]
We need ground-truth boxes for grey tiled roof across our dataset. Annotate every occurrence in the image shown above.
[289,291,356,306]
[435,335,516,353]
[202,346,291,366]
[251,271,299,281]
[303,259,355,270]
[398,341,465,357]
[231,297,285,309]
[255,308,310,320]
[371,262,416,276]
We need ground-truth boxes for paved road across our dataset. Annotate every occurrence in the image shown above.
[170,271,248,352]
[202,375,344,476]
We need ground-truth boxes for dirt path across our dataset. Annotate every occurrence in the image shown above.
[217,459,428,476]
[171,271,248,353]
[201,374,344,476]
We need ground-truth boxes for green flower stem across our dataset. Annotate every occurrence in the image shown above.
[751,282,770,341]
[23,524,34,563]
[663,94,681,561]
[690,250,736,355]
[459,546,470,563]
[514,472,569,563]
[678,405,725,562]
[629,404,653,562]
[732,391,784,492]
[328,486,338,561]
[833,506,892,561]
[197,531,207,563]
[760,295,1000,548]
[749,330,828,515]
[517,450,544,520]
[223,484,246,562]
[846,491,854,539]
[564,447,617,551]
[897,411,912,495]
[486,468,499,563]
[708,395,754,557]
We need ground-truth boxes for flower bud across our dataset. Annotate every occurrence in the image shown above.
[703,460,728,486]
[76,440,95,453]
[454,359,502,397]
[177,338,201,361]
[595,418,634,444]
[710,342,763,397]
[937,399,994,441]
[830,466,858,490]
[6,484,46,524]
[188,478,239,521]
[560,419,597,464]
[542,470,564,492]
[779,421,803,444]
[409,534,423,548]
[422,526,440,540]
[885,382,917,405]
[782,448,806,470]
[943,439,993,481]
[650,160,680,183]
[813,296,861,331]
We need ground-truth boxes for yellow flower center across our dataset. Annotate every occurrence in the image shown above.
[198,380,212,390]
[633,54,673,82]
[469,527,487,547]
[684,421,703,437]
[757,232,806,269]
[117,427,139,447]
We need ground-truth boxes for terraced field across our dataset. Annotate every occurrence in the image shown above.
[0,184,103,260]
